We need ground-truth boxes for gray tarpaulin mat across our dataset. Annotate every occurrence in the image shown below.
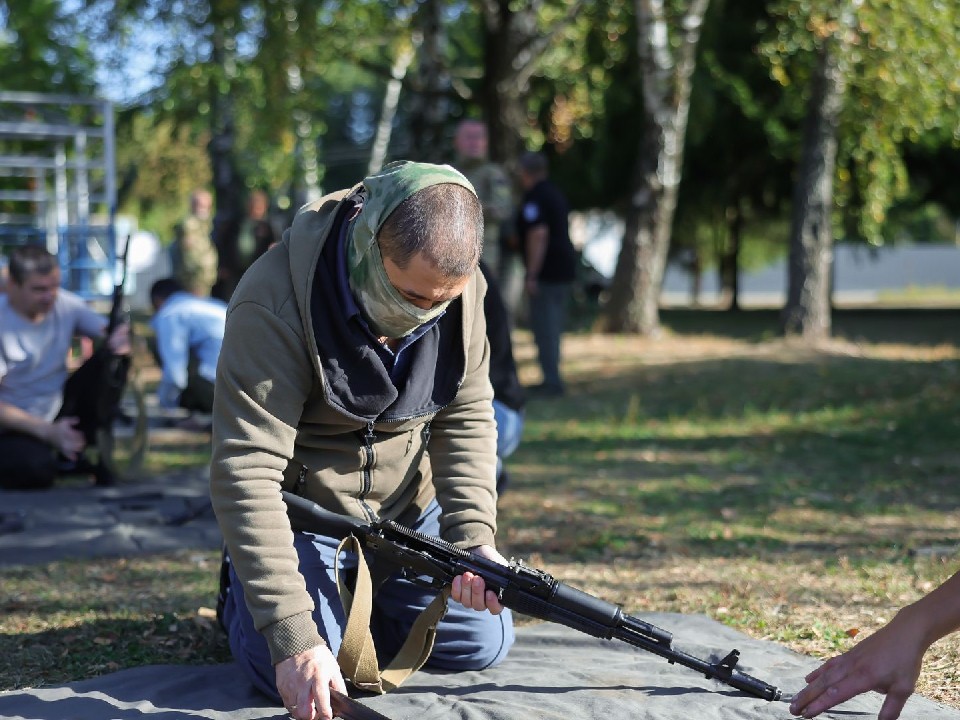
[1,617,957,720]
[0,469,220,567]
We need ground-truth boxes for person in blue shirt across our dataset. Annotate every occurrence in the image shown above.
[149,278,226,418]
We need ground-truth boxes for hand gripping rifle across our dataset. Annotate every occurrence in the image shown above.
[281,491,783,702]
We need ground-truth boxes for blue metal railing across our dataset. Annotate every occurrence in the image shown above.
[0,224,116,299]
[56,224,116,298]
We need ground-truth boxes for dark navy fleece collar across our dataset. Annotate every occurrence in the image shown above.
[334,208,441,383]
[310,192,465,423]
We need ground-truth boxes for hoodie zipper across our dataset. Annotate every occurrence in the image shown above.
[346,381,461,521]
[357,421,377,520]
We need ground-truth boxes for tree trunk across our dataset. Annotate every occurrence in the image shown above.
[602,0,710,335]
[479,1,531,169]
[688,247,702,307]
[722,204,743,311]
[407,0,449,164]
[478,0,588,171]
[208,23,245,299]
[604,130,677,335]
[368,44,415,175]
[781,39,847,340]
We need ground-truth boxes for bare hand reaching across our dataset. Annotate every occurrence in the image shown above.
[790,612,927,719]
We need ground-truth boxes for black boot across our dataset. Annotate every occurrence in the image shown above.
[93,461,117,487]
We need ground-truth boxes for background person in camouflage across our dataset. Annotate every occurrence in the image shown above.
[170,188,219,296]
[453,120,513,281]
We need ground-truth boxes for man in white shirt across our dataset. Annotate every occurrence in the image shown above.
[0,245,130,489]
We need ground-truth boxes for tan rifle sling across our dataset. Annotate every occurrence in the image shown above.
[334,534,450,693]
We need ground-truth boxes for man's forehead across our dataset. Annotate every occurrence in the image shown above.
[22,269,60,287]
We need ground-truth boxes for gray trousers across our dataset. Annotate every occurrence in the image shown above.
[528,281,571,388]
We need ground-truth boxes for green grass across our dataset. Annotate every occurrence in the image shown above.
[2,307,959,706]
[507,351,960,546]
[1,554,230,688]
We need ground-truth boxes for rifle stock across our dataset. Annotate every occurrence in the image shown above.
[281,491,783,702]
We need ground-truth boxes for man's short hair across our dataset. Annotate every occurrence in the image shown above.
[8,245,57,284]
[378,183,483,279]
[150,277,184,306]
[518,151,549,178]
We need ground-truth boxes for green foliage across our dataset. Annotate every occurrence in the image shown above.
[541,0,641,208]
[115,113,212,241]
[0,0,98,95]
[760,0,960,245]
[9,0,958,246]
[672,0,797,271]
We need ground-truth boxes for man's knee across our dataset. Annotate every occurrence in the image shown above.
[465,614,515,669]
[429,608,515,671]
[0,437,57,490]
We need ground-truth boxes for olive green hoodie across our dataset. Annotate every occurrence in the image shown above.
[210,181,497,665]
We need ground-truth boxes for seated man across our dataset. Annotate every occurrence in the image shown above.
[149,277,227,419]
[0,245,130,489]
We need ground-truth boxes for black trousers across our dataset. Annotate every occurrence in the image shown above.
[0,350,128,490]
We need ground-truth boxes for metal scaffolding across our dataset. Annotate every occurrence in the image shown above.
[0,91,117,298]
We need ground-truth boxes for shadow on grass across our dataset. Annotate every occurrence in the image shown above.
[503,349,960,562]
[565,304,960,345]
[658,307,960,346]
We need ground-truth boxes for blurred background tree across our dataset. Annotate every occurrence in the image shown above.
[1,0,958,335]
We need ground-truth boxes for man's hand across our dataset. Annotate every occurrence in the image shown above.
[789,614,926,720]
[106,322,132,355]
[47,417,86,460]
[450,545,506,614]
[275,644,348,720]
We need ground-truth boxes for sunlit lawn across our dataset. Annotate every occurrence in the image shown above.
[2,306,959,708]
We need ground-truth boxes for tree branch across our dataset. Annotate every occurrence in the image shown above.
[511,0,590,90]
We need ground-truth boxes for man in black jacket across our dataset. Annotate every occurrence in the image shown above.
[516,151,576,397]
[478,261,524,494]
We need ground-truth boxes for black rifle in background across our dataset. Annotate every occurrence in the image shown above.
[59,235,132,479]
[281,491,784,703]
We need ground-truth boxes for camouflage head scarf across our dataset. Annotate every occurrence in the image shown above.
[347,160,477,339]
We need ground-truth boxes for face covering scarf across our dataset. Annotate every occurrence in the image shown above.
[347,161,476,339]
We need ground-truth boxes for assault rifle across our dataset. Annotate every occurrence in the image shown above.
[281,491,784,703]
[59,234,133,484]
[72,234,132,437]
